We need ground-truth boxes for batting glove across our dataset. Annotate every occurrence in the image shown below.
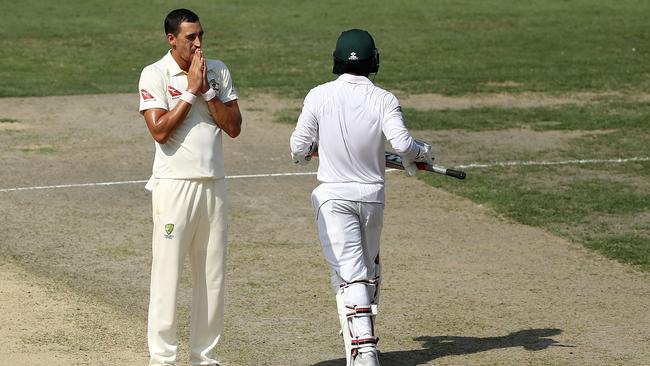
[414,140,434,165]
[402,140,434,177]
[292,141,317,165]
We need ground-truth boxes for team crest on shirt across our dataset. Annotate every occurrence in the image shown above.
[209,78,220,93]
[167,85,182,98]
[164,223,175,239]
[140,89,155,101]
[207,70,220,93]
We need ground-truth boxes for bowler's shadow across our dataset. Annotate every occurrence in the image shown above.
[312,328,569,366]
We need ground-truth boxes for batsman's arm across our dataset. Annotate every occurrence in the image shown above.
[382,106,420,175]
[381,97,419,160]
[290,91,319,164]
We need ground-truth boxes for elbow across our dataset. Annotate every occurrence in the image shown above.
[225,124,241,138]
[225,117,242,138]
[152,131,170,144]
[393,137,418,156]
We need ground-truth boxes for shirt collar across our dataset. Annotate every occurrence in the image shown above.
[337,73,373,85]
[163,50,187,76]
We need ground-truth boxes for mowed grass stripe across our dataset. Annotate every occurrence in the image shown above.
[2,0,650,97]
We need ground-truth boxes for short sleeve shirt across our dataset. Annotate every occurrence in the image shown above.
[138,50,237,179]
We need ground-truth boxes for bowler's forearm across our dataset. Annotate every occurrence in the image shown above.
[207,99,242,138]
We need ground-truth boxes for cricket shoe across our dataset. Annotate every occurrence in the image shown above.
[354,349,379,366]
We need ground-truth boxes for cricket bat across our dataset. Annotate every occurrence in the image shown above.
[385,152,466,179]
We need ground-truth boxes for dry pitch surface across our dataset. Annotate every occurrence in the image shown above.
[0,94,648,365]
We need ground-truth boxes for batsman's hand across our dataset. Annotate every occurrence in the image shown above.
[401,158,418,176]
[292,152,311,165]
[291,140,318,166]
[402,140,434,177]
[414,140,434,165]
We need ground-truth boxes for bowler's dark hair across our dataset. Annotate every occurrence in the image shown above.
[164,8,199,36]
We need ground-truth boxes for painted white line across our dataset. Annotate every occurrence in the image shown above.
[227,171,317,179]
[1,156,647,193]
[456,156,650,169]
[0,179,149,192]
[0,173,318,193]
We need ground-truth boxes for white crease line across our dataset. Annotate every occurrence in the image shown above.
[227,171,317,179]
[1,156,648,193]
[456,156,650,169]
[0,180,149,192]
[0,173,318,193]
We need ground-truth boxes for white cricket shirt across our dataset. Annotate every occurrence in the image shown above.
[290,73,419,204]
[138,50,237,179]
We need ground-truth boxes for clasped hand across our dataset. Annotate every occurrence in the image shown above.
[187,49,210,94]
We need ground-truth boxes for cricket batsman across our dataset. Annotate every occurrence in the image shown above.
[289,29,433,366]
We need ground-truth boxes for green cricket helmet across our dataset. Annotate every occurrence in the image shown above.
[332,29,380,75]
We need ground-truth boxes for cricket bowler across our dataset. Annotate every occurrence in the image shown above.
[289,29,433,366]
[138,8,241,366]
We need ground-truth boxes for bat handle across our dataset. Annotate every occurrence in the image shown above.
[446,168,466,180]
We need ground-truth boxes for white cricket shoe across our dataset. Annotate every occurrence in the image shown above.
[354,349,380,366]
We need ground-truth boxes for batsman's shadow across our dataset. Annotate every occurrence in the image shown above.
[311,328,570,366]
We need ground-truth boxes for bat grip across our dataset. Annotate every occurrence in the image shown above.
[446,168,466,180]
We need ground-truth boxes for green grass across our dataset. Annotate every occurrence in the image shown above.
[277,99,650,270]
[274,108,302,125]
[3,0,648,269]
[2,0,650,97]
[400,101,650,131]
[405,102,649,272]
[423,163,650,271]
[585,234,649,269]
[17,145,57,154]
[437,166,648,224]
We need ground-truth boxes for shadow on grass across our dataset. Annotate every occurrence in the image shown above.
[312,328,569,366]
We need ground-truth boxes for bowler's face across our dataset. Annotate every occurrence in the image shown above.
[168,21,204,64]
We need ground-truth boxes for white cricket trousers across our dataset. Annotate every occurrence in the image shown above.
[315,199,383,338]
[148,178,228,366]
